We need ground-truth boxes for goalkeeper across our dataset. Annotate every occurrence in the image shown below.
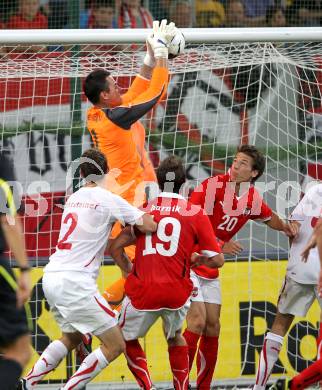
[84,19,174,309]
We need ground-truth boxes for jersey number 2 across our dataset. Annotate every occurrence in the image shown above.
[57,213,78,250]
[143,217,181,256]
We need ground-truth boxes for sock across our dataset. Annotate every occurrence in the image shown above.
[62,347,108,390]
[125,340,153,390]
[183,329,200,371]
[168,345,189,390]
[196,335,218,390]
[103,277,126,310]
[254,332,283,390]
[25,339,68,387]
[0,358,22,390]
[290,358,322,390]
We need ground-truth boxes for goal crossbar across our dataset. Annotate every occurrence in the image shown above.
[0,27,322,44]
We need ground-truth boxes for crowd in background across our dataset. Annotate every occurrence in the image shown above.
[0,0,320,32]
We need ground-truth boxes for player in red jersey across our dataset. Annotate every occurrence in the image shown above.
[183,144,298,390]
[109,155,224,390]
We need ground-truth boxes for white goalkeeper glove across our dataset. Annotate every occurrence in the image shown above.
[147,19,177,59]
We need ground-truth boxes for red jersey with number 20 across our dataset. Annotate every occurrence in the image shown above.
[125,192,221,310]
[190,173,272,279]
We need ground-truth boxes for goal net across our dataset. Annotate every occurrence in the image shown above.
[1,29,322,388]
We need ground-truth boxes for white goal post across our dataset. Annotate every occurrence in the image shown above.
[1,28,322,389]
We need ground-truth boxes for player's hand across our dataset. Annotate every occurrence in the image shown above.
[191,252,208,267]
[16,271,32,308]
[283,221,299,238]
[147,19,176,59]
[222,240,243,256]
[301,233,317,262]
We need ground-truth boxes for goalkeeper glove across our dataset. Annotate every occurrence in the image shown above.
[144,32,156,68]
[147,19,177,59]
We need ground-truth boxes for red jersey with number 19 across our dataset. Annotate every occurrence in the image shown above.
[190,173,272,279]
[125,192,221,311]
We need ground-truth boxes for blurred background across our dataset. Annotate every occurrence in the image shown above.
[0,0,319,31]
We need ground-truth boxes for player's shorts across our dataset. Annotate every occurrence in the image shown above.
[190,270,222,304]
[277,275,322,317]
[0,258,30,347]
[119,296,191,340]
[43,271,117,336]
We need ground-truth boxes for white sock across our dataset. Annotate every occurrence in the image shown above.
[25,340,68,388]
[62,347,108,390]
[253,332,283,390]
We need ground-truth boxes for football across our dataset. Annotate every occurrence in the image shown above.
[168,28,185,59]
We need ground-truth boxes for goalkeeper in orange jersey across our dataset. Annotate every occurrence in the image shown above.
[83,19,175,309]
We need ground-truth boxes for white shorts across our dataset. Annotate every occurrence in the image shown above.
[42,271,117,336]
[277,275,322,317]
[190,270,222,304]
[119,296,190,341]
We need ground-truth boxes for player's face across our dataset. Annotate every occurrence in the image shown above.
[230,152,259,183]
[102,76,122,108]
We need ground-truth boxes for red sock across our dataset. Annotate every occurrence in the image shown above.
[291,358,322,390]
[168,345,189,390]
[183,329,201,371]
[125,340,153,390]
[196,335,219,390]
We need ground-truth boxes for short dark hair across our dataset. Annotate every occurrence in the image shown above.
[83,69,110,105]
[157,155,186,193]
[236,144,265,181]
[79,148,108,182]
[92,0,115,9]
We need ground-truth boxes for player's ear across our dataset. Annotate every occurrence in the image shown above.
[251,170,259,180]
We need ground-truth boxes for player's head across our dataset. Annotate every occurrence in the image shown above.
[83,69,122,108]
[157,155,186,194]
[92,0,115,28]
[79,148,108,183]
[230,144,265,183]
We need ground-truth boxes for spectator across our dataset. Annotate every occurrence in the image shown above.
[81,0,116,28]
[149,0,169,20]
[224,0,246,27]
[286,0,322,26]
[47,0,68,29]
[169,0,194,28]
[117,0,153,28]
[266,5,287,27]
[196,0,226,27]
[7,0,48,29]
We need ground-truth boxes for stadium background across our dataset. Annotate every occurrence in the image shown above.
[0,0,322,387]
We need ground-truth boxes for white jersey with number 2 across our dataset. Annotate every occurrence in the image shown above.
[45,186,144,278]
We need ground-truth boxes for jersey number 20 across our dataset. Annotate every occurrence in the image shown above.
[143,217,181,256]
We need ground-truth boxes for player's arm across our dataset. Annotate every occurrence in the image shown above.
[0,160,31,307]
[109,226,135,276]
[193,211,225,268]
[112,194,157,233]
[265,211,298,238]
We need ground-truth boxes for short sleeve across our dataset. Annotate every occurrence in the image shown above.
[110,193,144,226]
[290,184,322,220]
[251,200,272,222]
[195,211,221,256]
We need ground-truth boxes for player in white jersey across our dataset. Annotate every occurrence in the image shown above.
[253,183,322,390]
[18,148,157,390]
